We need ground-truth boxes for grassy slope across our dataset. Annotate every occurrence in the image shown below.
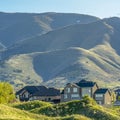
[0,54,42,90]
[0,103,91,120]
[2,43,120,88]
[30,98,120,120]
[12,97,120,120]
[0,104,50,120]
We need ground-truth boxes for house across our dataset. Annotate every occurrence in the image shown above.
[61,80,112,105]
[114,88,120,100]
[94,88,112,105]
[16,86,60,103]
[61,80,98,102]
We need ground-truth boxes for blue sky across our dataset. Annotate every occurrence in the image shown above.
[0,0,120,18]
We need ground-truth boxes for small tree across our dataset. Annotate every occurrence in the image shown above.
[0,82,15,103]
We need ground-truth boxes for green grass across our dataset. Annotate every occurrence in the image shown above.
[2,97,120,120]
[30,97,120,120]
[12,100,52,111]
[0,104,50,120]
[0,104,91,120]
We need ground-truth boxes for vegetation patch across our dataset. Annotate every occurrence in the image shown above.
[31,96,120,120]
[12,100,52,111]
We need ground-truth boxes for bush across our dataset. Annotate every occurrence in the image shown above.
[0,82,15,103]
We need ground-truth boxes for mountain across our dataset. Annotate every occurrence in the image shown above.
[2,43,120,88]
[0,12,99,47]
[3,20,111,58]
[103,17,120,54]
[0,43,5,51]
[1,12,120,89]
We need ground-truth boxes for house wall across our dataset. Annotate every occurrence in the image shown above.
[62,84,80,102]
[92,84,98,98]
[61,83,99,102]
[18,90,30,101]
[81,87,91,97]
[94,91,112,105]
[94,94,104,105]
[61,94,64,102]
[104,91,112,104]
[30,96,60,102]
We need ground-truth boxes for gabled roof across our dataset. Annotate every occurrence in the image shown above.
[33,87,60,96]
[95,88,110,94]
[16,86,60,96]
[16,86,40,95]
[75,79,96,88]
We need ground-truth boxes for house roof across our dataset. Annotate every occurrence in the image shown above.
[95,88,110,94]
[16,86,60,96]
[33,87,60,96]
[16,86,40,95]
[114,101,120,106]
[115,89,120,92]
[75,80,96,87]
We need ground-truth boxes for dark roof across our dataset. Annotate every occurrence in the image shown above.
[16,86,46,95]
[16,86,60,96]
[115,89,120,92]
[76,80,96,87]
[95,88,109,94]
[33,87,60,96]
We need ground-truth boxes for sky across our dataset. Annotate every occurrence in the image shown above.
[0,0,120,18]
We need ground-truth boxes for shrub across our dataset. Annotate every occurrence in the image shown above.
[0,82,15,103]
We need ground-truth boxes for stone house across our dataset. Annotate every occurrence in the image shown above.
[61,80,112,105]
[16,86,60,103]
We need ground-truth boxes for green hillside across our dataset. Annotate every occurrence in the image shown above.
[0,104,50,120]
[12,97,120,120]
[0,103,91,120]
[1,44,120,88]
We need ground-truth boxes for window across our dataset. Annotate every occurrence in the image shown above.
[95,94,103,97]
[66,88,70,93]
[33,96,37,99]
[82,88,91,97]
[71,94,79,98]
[64,94,67,99]
[24,92,29,98]
[73,87,78,92]
[48,98,51,101]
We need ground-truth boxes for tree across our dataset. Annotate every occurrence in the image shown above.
[0,82,15,103]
